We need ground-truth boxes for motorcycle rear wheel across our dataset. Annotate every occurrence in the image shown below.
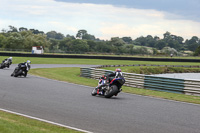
[104,85,118,98]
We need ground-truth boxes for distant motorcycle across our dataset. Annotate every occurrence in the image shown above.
[91,77,125,98]
[11,62,30,77]
[0,59,12,69]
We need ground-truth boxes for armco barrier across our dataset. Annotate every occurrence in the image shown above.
[184,80,200,96]
[144,76,184,94]
[80,67,145,89]
[80,67,200,96]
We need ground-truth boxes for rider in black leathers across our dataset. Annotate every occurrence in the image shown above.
[11,60,31,77]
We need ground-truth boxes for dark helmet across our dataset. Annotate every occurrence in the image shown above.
[115,68,121,72]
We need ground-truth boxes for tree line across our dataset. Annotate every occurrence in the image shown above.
[0,25,200,56]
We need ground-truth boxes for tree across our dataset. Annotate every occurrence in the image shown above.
[66,34,76,39]
[71,39,89,52]
[3,32,24,49]
[8,25,18,33]
[49,38,59,51]
[87,40,97,52]
[58,37,73,51]
[156,40,166,50]
[134,36,146,46]
[110,37,125,47]
[30,29,44,34]
[0,34,6,48]
[185,36,200,51]
[122,37,132,44]
[19,27,28,32]
[163,31,171,39]
[76,30,96,40]
[82,34,96,40]
[46,31,64,40]
[76,30,87,39]
[95,42,112,53]
[194,46,200,56]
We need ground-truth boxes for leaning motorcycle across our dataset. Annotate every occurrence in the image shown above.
[11,64,30,77]
[91,77,125,98]
[0,60,12,69]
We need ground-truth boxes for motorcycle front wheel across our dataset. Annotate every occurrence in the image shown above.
[14,69,22,77]
[91,88,97,96]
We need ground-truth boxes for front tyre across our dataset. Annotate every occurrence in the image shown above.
[104,85,118,98]
[91,88,97,96]
[14,69,22,77]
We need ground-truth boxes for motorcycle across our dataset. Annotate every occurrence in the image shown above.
[11,63,30,77]
[0,59,12,69]
[91,77,125,98]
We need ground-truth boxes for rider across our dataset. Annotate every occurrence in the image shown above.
[94,68,123,94]
[2,57,12,67]
[11,60,31,76]
[107,68,123,82]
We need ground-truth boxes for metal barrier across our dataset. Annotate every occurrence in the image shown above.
[80,67,200,96]
[80,67,145,89]
[184,80,200,96]
[144,76,184,94]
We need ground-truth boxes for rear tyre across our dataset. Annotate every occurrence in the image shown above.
[104,85,118,98]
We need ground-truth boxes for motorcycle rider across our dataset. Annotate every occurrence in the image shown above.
[11,60,31,77]
[107,68,123,82]
[1,57,12,68]
[93,68,123,95]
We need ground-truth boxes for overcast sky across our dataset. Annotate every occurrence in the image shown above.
[0,0,200,40]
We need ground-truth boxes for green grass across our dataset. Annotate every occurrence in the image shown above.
[104,66,200,74]
[1,56,200,66]
[29,67,200,104]
[30,67,97,87]
[0,111,81,133]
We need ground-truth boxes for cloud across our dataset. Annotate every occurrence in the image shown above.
[0,0,200,40]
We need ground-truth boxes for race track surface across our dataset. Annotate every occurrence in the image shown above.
[0,64,200,133]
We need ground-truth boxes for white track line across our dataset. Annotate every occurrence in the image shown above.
[0,108,93,133]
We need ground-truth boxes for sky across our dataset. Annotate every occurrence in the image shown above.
[0,0,200,40]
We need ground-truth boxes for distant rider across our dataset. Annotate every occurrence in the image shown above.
[2,57,12,67]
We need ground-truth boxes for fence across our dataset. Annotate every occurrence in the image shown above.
[80,67,200,96]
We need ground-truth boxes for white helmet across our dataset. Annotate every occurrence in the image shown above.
[27,60,31,64]
[8,57,12,60]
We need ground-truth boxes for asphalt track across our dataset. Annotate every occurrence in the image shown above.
[0,64,200,133]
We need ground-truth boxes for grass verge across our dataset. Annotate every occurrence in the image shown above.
[29,67,200,104]
[0,110,82,133]
[1,56,200,66]
[104,66,200,74]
